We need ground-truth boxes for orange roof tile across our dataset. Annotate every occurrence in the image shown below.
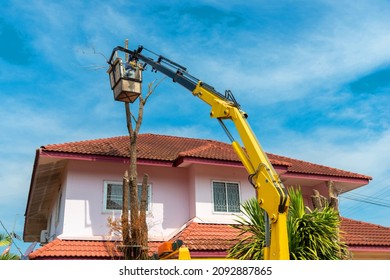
[28,239,122,259]
[269,153,371,180]
[340,218,390,246]
[28,239,162,260]
[172,222,241,251]
[40,133,371,180]
[28,218,389,259]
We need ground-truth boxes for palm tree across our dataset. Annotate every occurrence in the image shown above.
[226,198,266,260]
[0,233,10,247]
[0,253,20,260]
[227,187,350,260]
[1,232,21,260]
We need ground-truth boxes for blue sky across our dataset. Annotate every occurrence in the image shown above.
[1,0,390,256]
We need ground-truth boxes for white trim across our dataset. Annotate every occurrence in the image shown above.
[58,235,122,241]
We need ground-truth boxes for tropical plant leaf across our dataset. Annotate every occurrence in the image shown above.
[228,186,350,260]
[0,252,20,260]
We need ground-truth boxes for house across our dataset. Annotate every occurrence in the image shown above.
[23,133,390,259]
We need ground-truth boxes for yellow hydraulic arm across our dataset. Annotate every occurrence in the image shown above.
[192,83,290,260]
[108,45,290,260]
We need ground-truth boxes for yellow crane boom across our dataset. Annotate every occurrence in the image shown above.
[108,45,290,260]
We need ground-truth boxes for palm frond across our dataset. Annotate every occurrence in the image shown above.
[228,186,350,260]
[0,253,20,260]
[228,198,265,259]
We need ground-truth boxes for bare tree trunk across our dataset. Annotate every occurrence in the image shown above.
[129,129,141,259]
[121,171,131,259]
[122,93,149,259]
[117,47,162,259]
[139,173,149,259]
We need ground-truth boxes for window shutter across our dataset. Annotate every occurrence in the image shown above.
[227,183,240,212]
[105,182,150,211]
[213,182,227,212]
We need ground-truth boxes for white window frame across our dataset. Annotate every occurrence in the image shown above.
[211,180,241,213]
[103,180,152,213]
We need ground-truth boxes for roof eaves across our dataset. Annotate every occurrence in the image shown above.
[23,149,40,239]
[173,156,243,168]
[40,150,174,167]
[282,171,372,183]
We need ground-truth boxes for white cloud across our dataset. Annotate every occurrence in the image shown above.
[273,126,390,184]
[172,1,390,106]
[2,0,390,239]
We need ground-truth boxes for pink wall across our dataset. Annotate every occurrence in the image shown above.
[189,164,256,223]
[59,159,192,241]
[53,158,335,242]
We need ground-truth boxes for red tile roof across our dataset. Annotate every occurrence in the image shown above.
[175,219,390,250]
[28,218,389,259]
[28,239,123,260]
[40,133,371,180]
[28,239,162,260]
[172,222,241,251]
[340,218,390,246]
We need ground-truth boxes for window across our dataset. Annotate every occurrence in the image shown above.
[212,181,240,213]
[103,181,151,212]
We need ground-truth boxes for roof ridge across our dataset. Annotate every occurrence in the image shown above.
[144,133,224,144]
[178,141,215,156]
[42,135,128,148]
[42,133,226,148]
